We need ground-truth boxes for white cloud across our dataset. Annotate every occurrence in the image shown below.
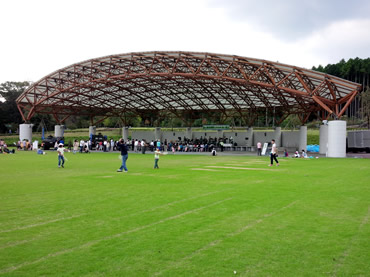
[0,0,369,83]
[294,19,370,66]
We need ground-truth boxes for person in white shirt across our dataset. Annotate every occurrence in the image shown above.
[79,140,84,153]
[154,148,163,169]
[134,140,138,152]
[57,143,70,168]
[141,140,146,154]
[110,139,114,151]
[269,139,279,166]
[257,142,262,156]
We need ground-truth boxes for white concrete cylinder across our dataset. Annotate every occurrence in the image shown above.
[19,124,33,142]
[246,127,253,147]
[327,120,347,158]
[185,127,192,140]
[319,124,328,155]
[217,130,224,139]
[122,126,129,141]
[299,125,307,151]
[274,127,282,147]
[154,127,161,141]
[89,126,96,136]
[55,125,65,137]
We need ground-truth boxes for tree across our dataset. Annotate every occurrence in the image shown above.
[0,81,30,133]
[361,87,370,129]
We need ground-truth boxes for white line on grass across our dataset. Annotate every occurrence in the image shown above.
[0,238,38,250]
[0,214,85,234]
[331,205,370,277]
[206,166,271,171]
[190,168,221,171]
[0,198,233,275]
[115,189,233,220]
[153,200,298,276]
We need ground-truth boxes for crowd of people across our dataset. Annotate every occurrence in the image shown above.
[16,140,32,150]
[2,135,315,171]
[127,137,229,154]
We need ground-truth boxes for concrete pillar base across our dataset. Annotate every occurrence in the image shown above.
[217,130,223,139]
[319,124,328,155]
[89,126,96,137]
[246,127,253,147]
[154,127,161,141]
[55,125,65,137]
[299,126,307,151]
[122,126,129,141]
[274,127,282,147]
[327,120,346,158]
[19,124,33,142]
[185,127,192,140]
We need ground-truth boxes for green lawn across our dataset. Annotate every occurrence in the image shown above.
[0,151,369,276]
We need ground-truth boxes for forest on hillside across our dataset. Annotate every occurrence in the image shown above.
[312,57,370,87]
[312,58,370,125]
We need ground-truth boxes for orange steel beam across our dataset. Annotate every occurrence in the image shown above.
[16,51,362,124]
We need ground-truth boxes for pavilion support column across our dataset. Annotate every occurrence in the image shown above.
[327,120,346,158]
[155,127,162,141]
[246,127,253,147]
[89,126,96,137]
[274,127,282,147]
[319,124,328,155]
[185,127,192,140]
[55,125,65,137]
[299,125,307,152]
[217,130,224,139]
[19,124,33,142]
[122,126,129,142]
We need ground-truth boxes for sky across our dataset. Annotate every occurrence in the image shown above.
[0,0,369,84]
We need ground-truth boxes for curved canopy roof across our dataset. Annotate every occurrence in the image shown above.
[17,51,362,125]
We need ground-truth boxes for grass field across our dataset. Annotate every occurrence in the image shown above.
[0,151,369,276]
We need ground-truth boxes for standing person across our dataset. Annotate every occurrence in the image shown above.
[141,139,146,154]
[57,143,69,168]
[269,139,279,167]
[73,140,79,154]
[79,139,84,153]
[154,148,163,169]
[134,139,138,152]
[257,141,262,156]
[117,139,128,173]
[110,138,114,151]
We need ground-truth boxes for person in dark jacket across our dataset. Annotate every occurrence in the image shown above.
[117,139,128,172]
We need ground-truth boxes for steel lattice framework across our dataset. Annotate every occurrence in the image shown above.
[16,51,362,125]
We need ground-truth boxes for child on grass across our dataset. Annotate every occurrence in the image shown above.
[57,143,70,168]
[154,148,163,169]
